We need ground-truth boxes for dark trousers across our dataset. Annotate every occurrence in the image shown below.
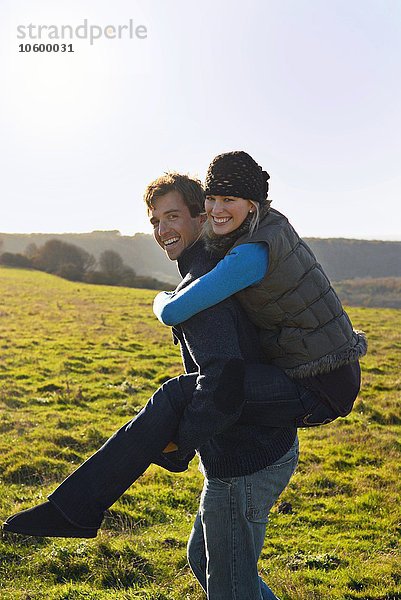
[48,365,337,528]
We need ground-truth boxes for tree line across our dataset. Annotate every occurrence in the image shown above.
[0,239,171,290]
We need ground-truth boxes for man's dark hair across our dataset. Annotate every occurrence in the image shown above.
[143,172,205,217]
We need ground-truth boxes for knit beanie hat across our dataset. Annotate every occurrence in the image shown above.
[204,151,270,204]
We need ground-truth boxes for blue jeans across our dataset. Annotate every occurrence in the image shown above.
[48,366,322,528]
[187,438,299,600]
[49,374,199,528]
[243,364,340,428]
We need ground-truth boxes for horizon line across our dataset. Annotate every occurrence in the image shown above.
[1,230,401,243]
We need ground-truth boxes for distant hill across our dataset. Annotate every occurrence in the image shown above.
[1,232,400,287]
[305,238,401,280]
[334,277,401,309]
[0,231,179,284]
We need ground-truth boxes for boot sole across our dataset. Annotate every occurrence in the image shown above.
[2,523,98,538]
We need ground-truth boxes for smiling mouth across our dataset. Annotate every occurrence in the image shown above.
[163,236,180,248]
[212,216,231,224]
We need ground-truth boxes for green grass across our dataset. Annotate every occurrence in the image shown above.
[0,266,400,599]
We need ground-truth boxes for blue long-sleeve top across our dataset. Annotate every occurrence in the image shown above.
[153,243,269,326]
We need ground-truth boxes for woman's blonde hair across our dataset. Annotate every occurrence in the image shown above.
[249,198,272,236]
[249,200,261,237]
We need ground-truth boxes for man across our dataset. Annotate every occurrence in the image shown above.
[4,173,299,599]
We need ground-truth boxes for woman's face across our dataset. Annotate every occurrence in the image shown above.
[205,195,254,235]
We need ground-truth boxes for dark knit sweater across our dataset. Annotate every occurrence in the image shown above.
[173,240,296,478]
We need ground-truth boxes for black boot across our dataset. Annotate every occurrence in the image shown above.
[2,501,98,538]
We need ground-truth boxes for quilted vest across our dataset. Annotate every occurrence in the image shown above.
[232,209,367,379]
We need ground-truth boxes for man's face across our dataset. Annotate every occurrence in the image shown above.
[149,190,203,260]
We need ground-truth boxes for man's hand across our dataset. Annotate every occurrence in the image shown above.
[163,441,178,453]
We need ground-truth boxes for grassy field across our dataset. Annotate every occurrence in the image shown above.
[0,266,400,600]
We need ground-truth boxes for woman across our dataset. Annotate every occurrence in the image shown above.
[154,151,367,425]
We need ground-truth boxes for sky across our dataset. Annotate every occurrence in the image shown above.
[1,0,400,240]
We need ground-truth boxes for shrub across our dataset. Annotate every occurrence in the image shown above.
[0,252,32,268]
